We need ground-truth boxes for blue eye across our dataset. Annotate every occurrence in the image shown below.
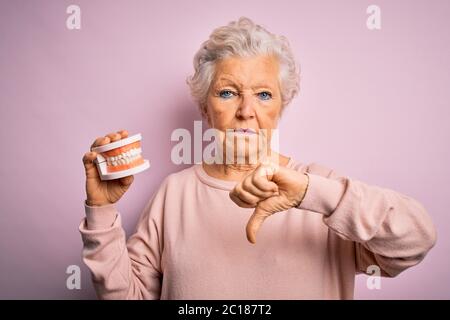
[219,90,235,99]
[258,91,272,100]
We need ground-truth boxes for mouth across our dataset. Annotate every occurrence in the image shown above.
[233,128,257,135]
[101,141,144,173]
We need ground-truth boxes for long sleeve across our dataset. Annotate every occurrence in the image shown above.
[78,182,166,299]
[297,162,437,277]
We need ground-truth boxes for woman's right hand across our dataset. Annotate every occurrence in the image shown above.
[82,130,134,206]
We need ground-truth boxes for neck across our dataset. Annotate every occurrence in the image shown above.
[202,152,291,182]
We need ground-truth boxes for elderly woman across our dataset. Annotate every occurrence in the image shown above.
[80,17,436,299]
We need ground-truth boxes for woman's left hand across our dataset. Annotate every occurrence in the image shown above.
[229,161,309,244]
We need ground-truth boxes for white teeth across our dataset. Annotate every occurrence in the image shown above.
[106,148,142,166]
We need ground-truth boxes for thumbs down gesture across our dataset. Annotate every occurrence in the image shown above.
[229,161,310,244]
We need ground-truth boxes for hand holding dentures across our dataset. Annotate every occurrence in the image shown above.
[82,129,148,207]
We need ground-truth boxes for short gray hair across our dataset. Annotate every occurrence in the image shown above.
[186,17,300,118]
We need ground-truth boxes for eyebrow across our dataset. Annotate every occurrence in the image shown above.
[215,78,240,86]
[214,77,275,90]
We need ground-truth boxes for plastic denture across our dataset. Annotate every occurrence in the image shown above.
[91,133,150,181]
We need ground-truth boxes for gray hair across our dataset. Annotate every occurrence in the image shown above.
[186,17,300,119]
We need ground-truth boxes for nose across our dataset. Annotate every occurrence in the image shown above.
[236,92,255,120]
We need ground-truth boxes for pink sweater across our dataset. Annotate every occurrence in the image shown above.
[78,158,437,299]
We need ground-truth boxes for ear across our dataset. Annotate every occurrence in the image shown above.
[277,103,285,119]
[201,103,212,127]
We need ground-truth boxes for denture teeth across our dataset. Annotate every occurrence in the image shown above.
[106,148,143,166]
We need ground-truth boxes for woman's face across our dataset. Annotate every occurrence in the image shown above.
[205,54,283,164]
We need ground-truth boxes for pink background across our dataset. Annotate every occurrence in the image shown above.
[0,0,449,299]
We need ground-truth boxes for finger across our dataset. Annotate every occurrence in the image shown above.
[90,136,110,150]
[82,151,99,178]
[232,186,260,206]
[246,206,271,244]
[118,175,134,187]
[106,132,122,142]
[117,129,129,139]
[243,177,279,199]
[229,192,255,208]
[253,162,279,185]
[252,174,279,193]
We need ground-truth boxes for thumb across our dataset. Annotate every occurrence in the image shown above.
[83,152,99,179]
[246,205,271,244]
